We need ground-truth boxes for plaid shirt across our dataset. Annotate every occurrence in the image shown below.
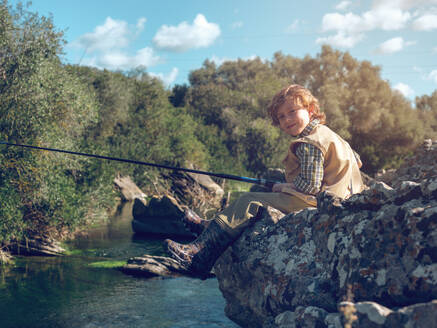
[292,119,324,195]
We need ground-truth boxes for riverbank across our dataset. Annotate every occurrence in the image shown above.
[0,201,238,328]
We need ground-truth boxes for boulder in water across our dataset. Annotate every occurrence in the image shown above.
[132,195,194,237]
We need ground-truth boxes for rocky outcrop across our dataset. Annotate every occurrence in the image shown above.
[131,170,225,237]
[164,171,225,219]
[8,236,66,256]
[187,171,224,199]
[132,195,193,237]
[113,175,147,201]
[214,176,437,327]
[376,139,437,188]
[161,172,224,217]
[269,300,437,328]
[122,254,215,279]
[0,249,12,264]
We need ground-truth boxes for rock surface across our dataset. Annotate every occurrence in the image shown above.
[269,300,437,328]
[164,171,224,219]
[0,250,13,264]
[214,176,437,327]
[132,195,194,237]
[131,170,226,236]
[113,175,147,201]
[8,236,66,256]
[376,139,437,188]
[122,254,215,279]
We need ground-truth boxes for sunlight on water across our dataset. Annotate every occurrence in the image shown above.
[0,202,238,328]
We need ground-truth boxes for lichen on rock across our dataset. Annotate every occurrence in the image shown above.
[214,174,437,327]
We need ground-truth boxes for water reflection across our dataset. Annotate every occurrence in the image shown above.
[0,202,238,328]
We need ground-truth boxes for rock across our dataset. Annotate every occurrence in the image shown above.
[0,250,13,264]
[274,306,328,328]
[113,174,147,201]
[122,254,213,278]
[122,255,185,277]
[8,236,66,256]
[376,139,437,188]
[132,195,193,237]
[131,169,225,237]
[337,300,437,328]
[214,176,437,327]
[164,171,224,218]
[187,171,224,198]
[267,300,437,328]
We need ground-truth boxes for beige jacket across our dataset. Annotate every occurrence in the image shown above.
[282,124,365,201]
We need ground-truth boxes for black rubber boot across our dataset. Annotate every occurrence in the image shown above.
[164,220,234,279]
[181,208,210,236]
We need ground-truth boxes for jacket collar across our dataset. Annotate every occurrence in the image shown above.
[299,119,320,138]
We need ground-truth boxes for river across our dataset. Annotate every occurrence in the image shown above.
[0,202,239,328]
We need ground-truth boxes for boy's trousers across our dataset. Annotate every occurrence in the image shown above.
[214,191,316,237]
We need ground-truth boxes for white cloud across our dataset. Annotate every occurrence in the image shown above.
[211,54,259,66]
[318,1,414,49]
[211,55,232,66]
[75,17,130,52]
[336,1,352,11]
[285,19,300,33]
[231,21,243,29]
[150,68,179,86]
[412,14,437,30]
[73,16,162,71]
[433,47,437,53]
[321,12,368,34]
[321,7,410,34]
[375,37,415,54]
[316,31,364,48]
[153,14,221,52]
[429,70,437,84]
[364,6,411,30]
[381,0,437,10]
[136,17,147,31]
[84,47,160,71]
[393,82,415,98]
[133,47,161,67]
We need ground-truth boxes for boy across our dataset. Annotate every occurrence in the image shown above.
[164,84,365,278]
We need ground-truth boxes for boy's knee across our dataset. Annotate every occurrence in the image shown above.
[234,192,255,206]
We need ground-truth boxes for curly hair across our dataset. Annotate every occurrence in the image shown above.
[267,84,326,126]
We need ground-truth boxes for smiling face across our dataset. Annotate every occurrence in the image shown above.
[276,100,312,136]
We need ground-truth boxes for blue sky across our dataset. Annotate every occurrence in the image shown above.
[13,0,437,100]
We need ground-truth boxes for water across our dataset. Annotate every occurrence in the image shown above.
[0,202,239,328]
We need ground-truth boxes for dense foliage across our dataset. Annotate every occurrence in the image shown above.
[0,1,103,244]
[183,49,436,174]
[1,1,436,248]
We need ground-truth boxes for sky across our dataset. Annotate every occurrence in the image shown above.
[12,0,437,101]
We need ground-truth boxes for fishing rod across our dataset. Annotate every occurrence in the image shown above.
[0,141,279,188]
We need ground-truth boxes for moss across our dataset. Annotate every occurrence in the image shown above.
[88,260,127,269]
[63,249,86,256]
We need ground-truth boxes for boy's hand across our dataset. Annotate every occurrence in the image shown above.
[272,183,294,193]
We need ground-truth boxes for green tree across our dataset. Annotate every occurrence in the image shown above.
[0,2,105,244]
[186,45,426,175]
[416,90,437,139]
